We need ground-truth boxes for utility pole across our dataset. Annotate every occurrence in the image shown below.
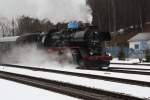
[110,0,116,32]
[139,3,144,33]
[12,18,15,36]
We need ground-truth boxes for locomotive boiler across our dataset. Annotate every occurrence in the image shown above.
[16,22,112,69]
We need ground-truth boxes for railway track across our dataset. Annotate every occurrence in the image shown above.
[1,64,150,87]
[109,68,150,76]
[111,67,150,71]
[110,63,150,75]
[111,63,150,66]
[0,70,143,100]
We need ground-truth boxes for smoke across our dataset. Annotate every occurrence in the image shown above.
[1,44,77,69]
[0,0,92,24]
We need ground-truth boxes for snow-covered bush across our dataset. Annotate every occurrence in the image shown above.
[145,50,150,62]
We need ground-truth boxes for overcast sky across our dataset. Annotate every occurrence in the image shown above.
[0,0,92,24]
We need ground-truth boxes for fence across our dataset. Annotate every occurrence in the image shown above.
[106,47,129,58]
[106,47,149,59]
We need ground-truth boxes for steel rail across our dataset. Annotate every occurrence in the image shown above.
[109,68,150,76]
[111,63,150,66]
[110,67,150,71]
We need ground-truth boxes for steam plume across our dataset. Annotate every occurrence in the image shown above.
[0,0,92,24]
[1,44,76,69]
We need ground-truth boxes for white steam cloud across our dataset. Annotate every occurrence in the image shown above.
[0,0,92,24]
[1,44,77,69]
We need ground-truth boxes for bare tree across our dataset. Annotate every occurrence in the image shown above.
[16,16,54,35]
[0,17,12,37]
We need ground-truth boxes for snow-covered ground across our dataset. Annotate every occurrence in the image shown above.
[0,66,150,99]
[1,45,150,99]
[111,58,140,64]
[111,58,150,65]
[2,64,150,82]
[0,79,79,100]
[49,67,150,82]
[110,58,150,70]
[110,64,150,69]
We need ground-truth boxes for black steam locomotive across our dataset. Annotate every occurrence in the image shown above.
[16,22,112,69]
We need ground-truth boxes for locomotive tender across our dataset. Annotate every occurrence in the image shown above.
[17,22,112,69]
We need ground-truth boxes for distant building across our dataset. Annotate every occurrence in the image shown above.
[0,36,19,53]
[0,36,19,43]
[128,33,150,51]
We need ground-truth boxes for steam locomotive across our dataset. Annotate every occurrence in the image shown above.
[16,22,112,69]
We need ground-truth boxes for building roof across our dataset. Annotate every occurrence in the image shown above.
[0,36,19,42]
[108,32,137,47]
[128,33,150,42]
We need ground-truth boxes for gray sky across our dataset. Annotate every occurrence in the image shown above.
[0,0,92,24]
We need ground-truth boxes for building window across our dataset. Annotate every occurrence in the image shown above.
[135,44,139,49]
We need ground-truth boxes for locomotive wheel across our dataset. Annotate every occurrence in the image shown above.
[99,61,110,70]
[100,67,110,70]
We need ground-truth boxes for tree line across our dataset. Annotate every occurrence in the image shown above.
[0,16,56,36]
[0,16,71,36]
[87,0,150,33]
[0,16,89,37]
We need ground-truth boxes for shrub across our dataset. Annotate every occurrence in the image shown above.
[118,49,126,60]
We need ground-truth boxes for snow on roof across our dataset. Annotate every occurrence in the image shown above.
[128,33,150,42]
[0,36,19,42]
